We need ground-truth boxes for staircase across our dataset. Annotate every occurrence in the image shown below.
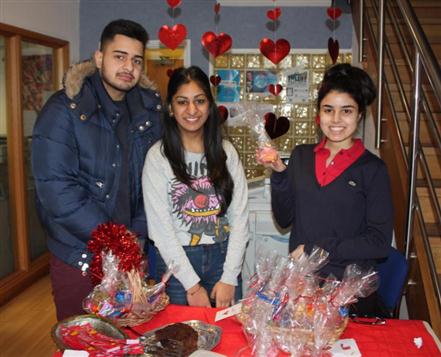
[352,0,441,336]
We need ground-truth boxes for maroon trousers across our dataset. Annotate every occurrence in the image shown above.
[50,254,94,321]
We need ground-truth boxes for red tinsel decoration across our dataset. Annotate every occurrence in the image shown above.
[87,222,144,285]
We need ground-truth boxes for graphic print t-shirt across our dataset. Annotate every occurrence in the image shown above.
[169,151,230,246]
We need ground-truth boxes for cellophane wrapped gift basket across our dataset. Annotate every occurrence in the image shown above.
[238,247,379,357]
[82,223,171,327]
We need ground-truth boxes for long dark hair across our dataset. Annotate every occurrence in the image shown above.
[162,66,234,216]
[317,63,376,122]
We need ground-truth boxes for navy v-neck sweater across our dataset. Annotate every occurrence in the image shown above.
[271,144,394,279]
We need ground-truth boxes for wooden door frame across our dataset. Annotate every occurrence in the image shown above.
[0,23,69,306]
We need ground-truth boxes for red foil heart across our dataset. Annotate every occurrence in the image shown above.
[328,37,340,64]
[167,0,181,8]
[264,113,290,139]
[327,7,342,20]
[267,7,281,21]
[210,75,221,86]
[167,68,175,77]
[214,2,221,14]
[201,32,232,57]
[259,38,291,65]
[268,84,283,96]
[218,105,228,123]
[158,24,187,50]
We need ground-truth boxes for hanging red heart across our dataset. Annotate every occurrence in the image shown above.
[210,75,221,86]
[201,32,232,58]
[167,68,175,77]
[264,113,290,139]
[268,84,283,96]
[259,38,291,65]
[327,7,342,20]
[328,37,340,64]
[218,105,228,123]
[167,0,181,8]
[158,24,187,50]
[267,7,281,21]
[214,2,221,14]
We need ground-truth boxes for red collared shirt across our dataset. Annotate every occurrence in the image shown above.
[314,138,365,186]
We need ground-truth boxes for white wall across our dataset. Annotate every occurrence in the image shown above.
[0,0,80,63]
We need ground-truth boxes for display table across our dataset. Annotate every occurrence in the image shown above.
[53,304,441,356]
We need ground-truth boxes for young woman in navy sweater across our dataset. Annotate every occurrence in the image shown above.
[257,63,393,316]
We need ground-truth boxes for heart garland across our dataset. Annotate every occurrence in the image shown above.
[158,24,187,50]
[327,6,342,20]
[259,38,291,65]
[328,37,340,64]
[210,74,221,87]
[264,113,290,139]
[218,105,228,123]
[267,7,281,21]
[268,84,283,96]
[201,32,232,57]
[167,0,181,8]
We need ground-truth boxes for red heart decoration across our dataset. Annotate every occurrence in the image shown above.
[210,75,221,87]
[167,68,175,77]
[259,38,291,65]
[167,0,181,8]
[201,32,232,58]
[267,7,281,21]
[214,2,221,14]
[327,7,342,20]
[218,105,228,123]
[158,24,187,50]
[268,84,283,96]
[328,37,340,64]
[264,113,290,139]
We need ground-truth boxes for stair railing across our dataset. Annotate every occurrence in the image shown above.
[361,0,441,315]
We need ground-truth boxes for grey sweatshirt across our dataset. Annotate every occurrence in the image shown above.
[142,140,249,290]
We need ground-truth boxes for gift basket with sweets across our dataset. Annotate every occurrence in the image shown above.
[237,247,379,357]
[82,222,173,327]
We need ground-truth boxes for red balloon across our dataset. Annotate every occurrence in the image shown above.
[264,113,290,139]
[268,84,283,96]
[201,32,232,58]
[158,24,187,50]
[327,7,342,20]
[167,0,181,8]
[328,37,340,64]
[218,105,228,124]
[210,75,221,87]
[259,38,291,65]
[267,7,281,21]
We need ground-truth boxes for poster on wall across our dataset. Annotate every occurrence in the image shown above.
[216,69,241,102]
[284,66,309,104]
[245,70,277,94]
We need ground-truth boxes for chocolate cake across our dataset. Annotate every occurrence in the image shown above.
[155,322,198,356]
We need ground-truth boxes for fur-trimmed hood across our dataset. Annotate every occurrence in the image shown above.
[63,59,157,99]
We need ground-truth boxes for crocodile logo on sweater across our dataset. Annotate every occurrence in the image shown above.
[170,176,230,246]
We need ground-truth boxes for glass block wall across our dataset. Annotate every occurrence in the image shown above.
[214,51,352,180]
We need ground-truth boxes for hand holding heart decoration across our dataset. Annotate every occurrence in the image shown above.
[264,113,290,139]
[158,24,187,50]
[167,0,181,8]
[201,32,232,58]
[328,37,340,64]
[268,84,283,96]
[210,75,221,87]
[267,7,281,21]
[259,38,291,65]
[217,105,228,123]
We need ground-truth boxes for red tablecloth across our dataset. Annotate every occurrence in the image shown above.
[54,304,441,356]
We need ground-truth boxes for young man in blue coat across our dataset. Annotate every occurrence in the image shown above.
[31,19,163,320]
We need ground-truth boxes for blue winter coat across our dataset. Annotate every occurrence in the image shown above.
[31,60,163,269]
